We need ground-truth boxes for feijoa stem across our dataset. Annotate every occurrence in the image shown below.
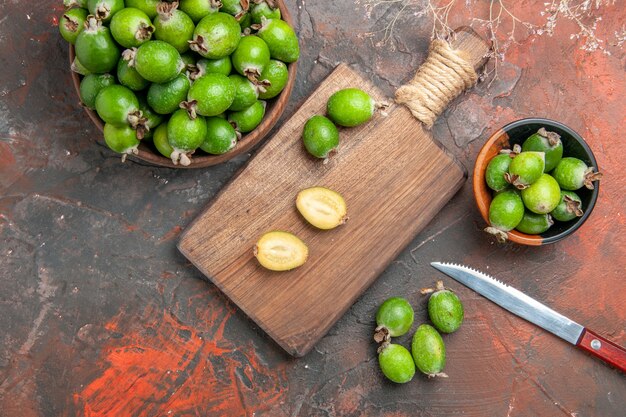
[122,48,137,67]
[180,100,198,120]
[420,280,446,295]
[189,35,208,54]
[583,169,603,190]
[136,23,154,41]
[537,127,561,146]
[376,340,390,354]
[500,144,521,158]
[484,226,508,243]
[63,14,79,32]
[374,325,391,344]
[156,1,178,20]
[563,195,584,217]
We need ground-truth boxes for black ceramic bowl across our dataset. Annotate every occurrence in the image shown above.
[474,118,600,245]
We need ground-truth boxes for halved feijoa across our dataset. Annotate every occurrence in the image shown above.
[253,231,308,271]
[296,187,347,230]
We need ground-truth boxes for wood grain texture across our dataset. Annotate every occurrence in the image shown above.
[179,29,491,356]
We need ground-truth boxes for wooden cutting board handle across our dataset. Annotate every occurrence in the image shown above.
[395,28,491,128]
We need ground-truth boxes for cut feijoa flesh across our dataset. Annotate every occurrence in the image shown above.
[254,231,308,271]
[296,187,347,230]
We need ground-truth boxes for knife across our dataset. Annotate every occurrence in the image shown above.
[431,262,626,372]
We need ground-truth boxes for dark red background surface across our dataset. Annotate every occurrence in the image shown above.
[1,1,624,416]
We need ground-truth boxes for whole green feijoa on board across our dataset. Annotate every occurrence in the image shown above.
[153,1,195,53]
[257,18,300,63]
[110,7,154,49]
[79,73,115,109]
[189,12,241,59]
[228,101,266,133]
[521,128,563,172]
[302,115,339,159]
[59,8,88,45]
[378,343,415,384]
[87,0,124,23]
[187,73,236,117]
[485,153,512,192]
[374,297,414,342]
[550,190,584,222]
[552,157,602,191]
[411,324,447,378]
[515,211,553,235]
[147,73,191,115]
[424,281,464,334]
[506,151,545,189]
[521,174,561,214]
[258,59,289,100]
[75,16,120,73]
[485,189,524,242]
[327,88,375,127]
[200,117,239,155]
[134,40,184,83]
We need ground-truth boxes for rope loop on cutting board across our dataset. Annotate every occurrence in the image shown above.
[395,39,478,129]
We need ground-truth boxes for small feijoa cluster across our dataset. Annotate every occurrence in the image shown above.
[254,187,348,271]
[59,0,298,166]
[374,281,464,384]
[484,128,602,242]
[302,88,385,159]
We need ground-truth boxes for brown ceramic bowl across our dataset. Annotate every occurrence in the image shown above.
[69,1,297,168]
[473,118,600,245]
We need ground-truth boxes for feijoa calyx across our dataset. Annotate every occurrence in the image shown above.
[254,231,308,271]
[421,281,464,334]
[411,324,447,378]
[377,342,416,384]
[327,88,375,127]
[374,297,414,343]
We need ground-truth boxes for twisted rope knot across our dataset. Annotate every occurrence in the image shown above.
[395,39,478,128]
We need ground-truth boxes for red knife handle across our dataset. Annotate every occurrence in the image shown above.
[577,328,626,372]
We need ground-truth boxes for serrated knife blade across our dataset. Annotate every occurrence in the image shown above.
[431,262,626,372]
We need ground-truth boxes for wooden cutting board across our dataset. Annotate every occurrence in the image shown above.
[179,29,490,357]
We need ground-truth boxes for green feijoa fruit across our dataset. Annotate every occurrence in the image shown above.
[64,0,87,8]
[257,18,300,63]
[154,2,195,53]
[411,324,447,377]
[521,174,561,214]
[220,0,247,16]
[125,0,160,19]
[153,122,173,158]
[167,109,208,166]
[147,73,191,115]
[485,153,513,192]
[75,16,120,73]
[189,12,241,59]
[228,74,259,111]
[327,88,375,127]
[186,73,235,117]
[179,0,220,23]
[424,281,464,334]
[87,0,124,23]
[258,59,288,100]
[521,128,563,172]
[238,12,252,30]
[95,85,140,126]
[71,56,91,76]
[251,1,281,24]
[117,55,149,91]
[228,100,266,133]
[302,115,339,159]
[59,8,88,45]
[137,97,163,139]
[515,211,554,234]
[110,7,155,49]
[134,40,184,83]
[551,190,584,222]
[79,73,115,109]
[506,151,545,189]
[374,297,414,342]
[231,35,271,80]
[378,343,415,384]
[485,190,524,242]
[180,52,197,69]
[189,57,232,81]
[553,157,602,191]
[103,123,140,160]
[200,116,239,154]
